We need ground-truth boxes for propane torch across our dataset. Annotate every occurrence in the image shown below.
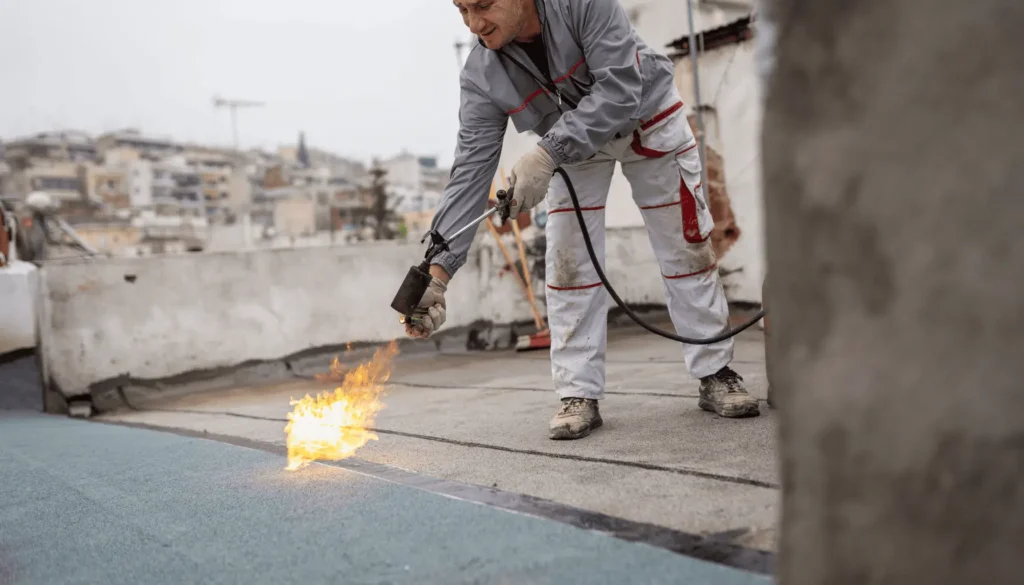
[390,188,513,325]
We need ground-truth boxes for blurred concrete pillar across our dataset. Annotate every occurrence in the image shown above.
[761,1,1024,584]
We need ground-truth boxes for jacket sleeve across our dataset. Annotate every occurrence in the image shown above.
[428,71,509,278]
[538,0,643,166]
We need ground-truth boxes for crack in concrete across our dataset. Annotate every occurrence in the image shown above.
[115,401,778,491]
[384,380,772,404]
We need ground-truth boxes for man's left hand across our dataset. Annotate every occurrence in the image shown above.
[508,146,556,219]
[404,277,447,339]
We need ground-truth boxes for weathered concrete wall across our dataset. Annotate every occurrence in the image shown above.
[36,227,671,401]
[36,239,521,398]
[0,261,38,355]
[763,0,1024,583]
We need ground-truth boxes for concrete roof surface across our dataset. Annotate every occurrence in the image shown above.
[2,321,778,583]
[100,322,779,546]
[2,411,770,584]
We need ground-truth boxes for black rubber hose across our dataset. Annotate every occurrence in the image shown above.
[554,167,765,346]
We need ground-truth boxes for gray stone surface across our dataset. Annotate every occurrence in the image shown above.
[762,1,1024,583]
[0,413,769,585]
[101,326,780,552]
[0,351,42,412]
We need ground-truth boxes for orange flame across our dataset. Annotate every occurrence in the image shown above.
[284,341,399,471]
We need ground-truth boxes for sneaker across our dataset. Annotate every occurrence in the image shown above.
[549,398,603,440]
[699,367,760,418]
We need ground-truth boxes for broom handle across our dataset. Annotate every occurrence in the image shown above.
[499,170,545,332]
[484,215,545,330]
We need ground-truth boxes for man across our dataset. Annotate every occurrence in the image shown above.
[406,0,760,439]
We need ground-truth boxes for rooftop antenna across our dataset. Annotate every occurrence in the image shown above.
[213,95,265,152]
[685,0,709,195]
[454,36,474,68]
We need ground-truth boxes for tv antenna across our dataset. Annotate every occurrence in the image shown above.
[213,95,265,151]
[454,36,475,69]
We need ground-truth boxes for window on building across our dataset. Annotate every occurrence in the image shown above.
[33,177,81,191]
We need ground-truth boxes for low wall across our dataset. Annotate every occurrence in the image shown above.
[37,227,677,403]
[0,261,38,356]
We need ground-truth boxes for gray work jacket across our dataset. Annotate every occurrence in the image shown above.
[430,0,679,277]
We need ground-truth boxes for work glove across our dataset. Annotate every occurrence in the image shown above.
[404,277,447,339]
[508,146,556,219]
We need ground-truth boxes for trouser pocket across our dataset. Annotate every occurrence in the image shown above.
[674,145,714,244]
[630,99,693,158]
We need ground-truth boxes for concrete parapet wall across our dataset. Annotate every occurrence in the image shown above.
[37,227,676,403]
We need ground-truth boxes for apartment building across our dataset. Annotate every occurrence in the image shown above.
[0,131,98,218]
[2,131,98,167]
[97,129,182,162]
[378,151,449,214]
[125,157,205,217]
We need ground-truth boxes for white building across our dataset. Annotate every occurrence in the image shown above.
[307,148,368,186]
[378,152,449,214]
[125,157,205,217]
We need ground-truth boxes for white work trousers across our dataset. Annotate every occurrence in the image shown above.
[544,98,733,400]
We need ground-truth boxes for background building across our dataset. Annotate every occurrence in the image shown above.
[3,128,415,256]
[378,151,449,215]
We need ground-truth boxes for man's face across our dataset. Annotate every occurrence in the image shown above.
[454,0,529,50]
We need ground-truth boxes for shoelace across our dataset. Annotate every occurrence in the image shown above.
[559,398,587,414]
[716,368,745,393]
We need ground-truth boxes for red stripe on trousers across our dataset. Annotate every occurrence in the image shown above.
[681,175,705,244]
[639,200,680,211]
[548,205,605,215]
[677,142,698,155]
[640,101,684,131]
[630,101,692,158]
[547,282,603,291]
[630,131,672,158]
[663,262,718,280]
[640,185,710,241]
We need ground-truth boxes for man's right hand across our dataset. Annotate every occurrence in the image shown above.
[404,270,449,339]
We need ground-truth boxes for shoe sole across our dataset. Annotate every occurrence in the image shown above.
[698,398,761,418]
[549,417,603,440]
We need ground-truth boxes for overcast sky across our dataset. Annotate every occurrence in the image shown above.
[0,0,474,166]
